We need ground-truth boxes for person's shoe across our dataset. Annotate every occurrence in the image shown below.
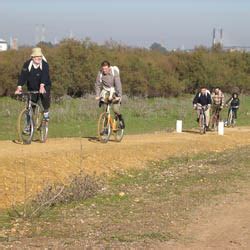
[43,112,50,121]
[100,128,109,136]
[117,114,125,129]
[119,119,125,129]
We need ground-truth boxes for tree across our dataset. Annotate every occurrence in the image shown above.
[150,42,167,53]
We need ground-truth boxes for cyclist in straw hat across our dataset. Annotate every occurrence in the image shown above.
[15,47,51,121]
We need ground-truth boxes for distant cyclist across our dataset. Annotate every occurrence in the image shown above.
[15,47,51,122]
[95,60,125,129]
[193,87,212,130]
[226,92,240,122]
[211,87,224,128]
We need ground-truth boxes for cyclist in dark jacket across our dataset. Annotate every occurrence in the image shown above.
[15,47,51,121]
[226,93,240,119]
[193,87,212,129]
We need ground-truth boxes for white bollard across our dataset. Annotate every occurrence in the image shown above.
[218,121,224,136]
[176,120,182,133]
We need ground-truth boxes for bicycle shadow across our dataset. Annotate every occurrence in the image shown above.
[83,136,118,144]
[182,129,201,134]
[182,129,217,135]
[83,136,99,143]
[12,139,23,145]
[12,138,42,145]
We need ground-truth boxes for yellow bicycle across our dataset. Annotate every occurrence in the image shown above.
[97,96,124,143]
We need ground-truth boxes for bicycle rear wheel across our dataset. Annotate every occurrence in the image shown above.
[98,112,111,143]
[17,108,34,144]
[114,116,124,142]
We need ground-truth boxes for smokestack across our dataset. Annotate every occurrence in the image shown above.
[35,24,40,45]
[220,28,223,47]
[212,28,216,46]
[41,24,46,42]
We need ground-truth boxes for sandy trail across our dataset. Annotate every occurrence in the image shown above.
[154,190,250,250]
[184,191,250,249]
[0,127,250,209]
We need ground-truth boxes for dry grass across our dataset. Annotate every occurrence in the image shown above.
[0,146,249,247]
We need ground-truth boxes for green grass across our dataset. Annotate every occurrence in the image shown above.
[1,95,250,140]
[0,146,249,247]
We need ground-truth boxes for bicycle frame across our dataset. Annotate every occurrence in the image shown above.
[23,92,43,126]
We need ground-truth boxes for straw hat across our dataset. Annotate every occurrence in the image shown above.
[31,47,43,57]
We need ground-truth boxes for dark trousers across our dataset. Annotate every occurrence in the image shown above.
[31,91,51,112]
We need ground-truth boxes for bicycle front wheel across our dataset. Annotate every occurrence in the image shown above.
[199,114,206,134]
[40,120,49,143]
[211,114,216,130]
[98,112,111,143]
[232,112,236,128]
[17,108,34,144]
[114,117,124,142]
[34,110,49,143]
[227,110,233,127]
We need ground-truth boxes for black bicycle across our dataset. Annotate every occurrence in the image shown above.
[227,106,238,127]
[17,91,49,144]
[197,104,208,134]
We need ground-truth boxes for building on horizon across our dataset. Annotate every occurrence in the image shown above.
[0,39,8,51]
[10,37,18,50]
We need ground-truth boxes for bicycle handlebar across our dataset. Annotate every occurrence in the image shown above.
[196,104,209,110]
[18,91,40,94]
[16,91,42,97]
[100,96,120,104]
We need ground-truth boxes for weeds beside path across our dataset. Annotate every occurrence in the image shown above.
[0,145,249,248]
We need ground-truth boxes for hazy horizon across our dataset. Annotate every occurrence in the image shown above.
[1,0,250,49]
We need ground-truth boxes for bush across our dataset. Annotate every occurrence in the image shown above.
[0,39,250,98]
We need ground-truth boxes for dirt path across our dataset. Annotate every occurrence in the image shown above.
[184,191,250,249]
[0,127,250,209]
[156,190,250,250]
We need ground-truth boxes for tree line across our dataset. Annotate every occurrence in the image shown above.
[0,39,249,98]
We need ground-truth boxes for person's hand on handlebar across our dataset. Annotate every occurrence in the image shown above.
[39,84,46,94]
[15,86,22,95]
[114,96,121,102]
[95,96,100,100]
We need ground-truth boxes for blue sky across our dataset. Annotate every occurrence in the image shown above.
[1,0,250,49]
